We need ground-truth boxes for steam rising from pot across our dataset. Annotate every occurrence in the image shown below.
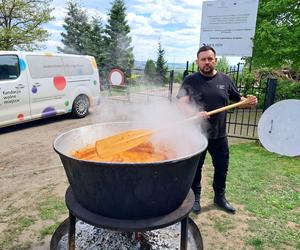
[91,98,208,161]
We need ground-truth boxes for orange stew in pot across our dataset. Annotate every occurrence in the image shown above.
[72,141,172,163]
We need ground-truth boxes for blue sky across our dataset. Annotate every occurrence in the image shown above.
[45,0,242,65]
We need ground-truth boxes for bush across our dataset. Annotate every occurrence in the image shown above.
[275,79,300,101]
[144,59,156,78]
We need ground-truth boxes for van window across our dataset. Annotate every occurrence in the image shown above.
[62,56,93,76]
[0,55,20,80]
[26,55,65,79]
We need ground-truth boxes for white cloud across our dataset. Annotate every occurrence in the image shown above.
[131,0,204,27]
[127,12,149,26]
[179,0,203,7]
[84,7,107,22]
[132,39,158,61]
[130,25,158,37]
[50,5,65,27]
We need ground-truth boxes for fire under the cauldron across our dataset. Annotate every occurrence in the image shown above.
[57,220,199,250]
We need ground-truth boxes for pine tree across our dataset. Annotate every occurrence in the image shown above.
[84,17,106,76]
[58,1,91,54]
[156,42,168,84]
[104,0,134,77]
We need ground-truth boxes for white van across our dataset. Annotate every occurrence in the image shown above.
[0,51,100,128]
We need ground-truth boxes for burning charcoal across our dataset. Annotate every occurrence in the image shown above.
[56,220,199,249]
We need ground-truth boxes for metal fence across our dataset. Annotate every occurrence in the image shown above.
[226,68,277,139]
[102,68,175,103]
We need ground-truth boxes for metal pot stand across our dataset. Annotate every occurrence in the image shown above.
[51,187,203,250]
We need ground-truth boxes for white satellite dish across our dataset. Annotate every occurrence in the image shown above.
[258,99,300,157]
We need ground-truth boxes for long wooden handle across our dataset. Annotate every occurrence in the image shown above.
[207,98,248,116]
[183,98,249,123]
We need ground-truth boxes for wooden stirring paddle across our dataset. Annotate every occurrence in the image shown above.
[95,97,254,158]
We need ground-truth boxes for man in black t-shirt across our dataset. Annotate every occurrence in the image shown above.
[177,45,257,214]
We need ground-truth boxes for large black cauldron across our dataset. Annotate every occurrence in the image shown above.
[54,122,207,220]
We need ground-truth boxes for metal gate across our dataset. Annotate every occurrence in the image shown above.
[102,68,175,104]
[226,66,277,139]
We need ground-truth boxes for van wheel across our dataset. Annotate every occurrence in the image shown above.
[72,95,89,118]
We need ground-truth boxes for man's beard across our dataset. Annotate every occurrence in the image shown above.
[200,66,214,75]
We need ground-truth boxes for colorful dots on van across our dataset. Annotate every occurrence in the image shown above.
[32,86,37,94]
[19,59,26,71]
[42,107,57,118]
[17,114,24,121]
[64,100,69,107]
[53,76,66,90]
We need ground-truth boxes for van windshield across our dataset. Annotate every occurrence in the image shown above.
[0,55,20,81]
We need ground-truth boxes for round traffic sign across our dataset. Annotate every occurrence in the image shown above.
[108,68,125,86]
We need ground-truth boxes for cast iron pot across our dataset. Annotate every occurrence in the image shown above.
[53,122,207,220]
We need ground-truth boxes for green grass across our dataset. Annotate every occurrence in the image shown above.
[0,190,67,250]
[38,196,67,221]
[40,222,62,238]
[37,194,67,238]
[101,86,129,96]
[246,236,264,250]
[0,215,35,250]
[19,216,36,230]
[227,142,300,249]
[213,217,236,233]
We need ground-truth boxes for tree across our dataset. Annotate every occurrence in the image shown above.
[144,59,156,79]
[156,42,168,83]
[216,56,230,72]
[0,0,54,50]
[104,0,134,77]
[83,16,106,76]
[252,0,300,70]
[58,1,91,54]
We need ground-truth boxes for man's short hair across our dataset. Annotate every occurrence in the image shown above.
[197,45,216,58]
